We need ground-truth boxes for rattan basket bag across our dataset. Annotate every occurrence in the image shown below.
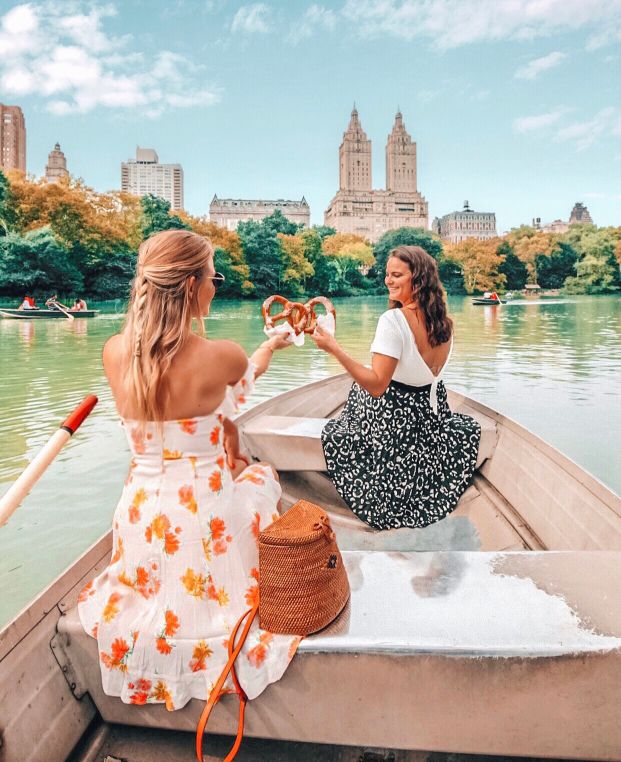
[196,499,350,761]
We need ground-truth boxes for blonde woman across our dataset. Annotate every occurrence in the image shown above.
[78,229,299,711]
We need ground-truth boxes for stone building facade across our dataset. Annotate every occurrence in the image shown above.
[121,147,184,210]
[432,201,497,243]
[324,107,428,243]
[209,196,310,230]
[0,103,26,172]
[45,143,69,182]
[569,202,593,225]
[532,202,594,234]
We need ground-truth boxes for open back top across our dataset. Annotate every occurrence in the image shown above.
[370,309,453,413]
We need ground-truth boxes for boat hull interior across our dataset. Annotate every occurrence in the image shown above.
[1,374,620,761]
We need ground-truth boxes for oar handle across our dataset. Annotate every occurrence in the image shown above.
[61,395,98,434]
[0,395,98,528]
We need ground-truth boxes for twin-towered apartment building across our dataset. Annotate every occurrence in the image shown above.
[1,101,507,242]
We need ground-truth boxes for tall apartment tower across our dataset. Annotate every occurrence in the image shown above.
[45,143,69,183]
[121,147,184,210]
[0,104,26,172]
[386,110,417,192]
[325,107,428,242]
[339,105,372,191]
[569,202,593,226]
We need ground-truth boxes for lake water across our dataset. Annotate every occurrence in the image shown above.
[1,294,620,627]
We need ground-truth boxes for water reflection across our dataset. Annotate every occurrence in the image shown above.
[0,295,620,628]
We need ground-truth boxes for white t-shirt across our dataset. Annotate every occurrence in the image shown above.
[370,309,453,413]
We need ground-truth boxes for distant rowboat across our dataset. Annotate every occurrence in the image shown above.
[0,308,99,319]
[471,297,506,305]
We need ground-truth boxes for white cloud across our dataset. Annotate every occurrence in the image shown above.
[289,4,337,44]
[341,0,621,50]
[231,3,271,34]
[515,51,567,80]
[0,2,220,117]
[513,107,569,133]
[417,89,437,104]
[555,107,620,150]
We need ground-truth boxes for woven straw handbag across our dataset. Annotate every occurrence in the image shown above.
[196,499,350,761]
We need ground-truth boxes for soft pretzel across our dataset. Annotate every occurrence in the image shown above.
[262,295,292,330]
[287,302,309,334]
[304,296,336,334]
[261,295,309,334]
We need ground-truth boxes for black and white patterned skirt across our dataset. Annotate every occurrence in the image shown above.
[321,380,481,530]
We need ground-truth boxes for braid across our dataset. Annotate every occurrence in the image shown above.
[132,276,149,357]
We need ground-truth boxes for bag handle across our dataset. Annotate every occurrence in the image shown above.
[195,603,259,762]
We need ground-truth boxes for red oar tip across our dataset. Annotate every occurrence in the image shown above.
[61,395,98,435]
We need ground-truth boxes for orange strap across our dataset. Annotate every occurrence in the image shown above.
[195,603,259,762]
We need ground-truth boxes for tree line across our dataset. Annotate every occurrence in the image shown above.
[0,170,619,301]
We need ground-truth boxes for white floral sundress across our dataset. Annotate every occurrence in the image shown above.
[78,362,301,710]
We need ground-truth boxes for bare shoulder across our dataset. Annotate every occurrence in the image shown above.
[187,336,248,383]
[102,333,126,367]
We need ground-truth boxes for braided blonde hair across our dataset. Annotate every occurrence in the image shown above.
[123,229,214,421]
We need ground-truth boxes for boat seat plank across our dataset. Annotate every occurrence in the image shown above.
[54,551,621,759]
[243,409,497,472]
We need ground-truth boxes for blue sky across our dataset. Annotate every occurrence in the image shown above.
[1,0,620,232]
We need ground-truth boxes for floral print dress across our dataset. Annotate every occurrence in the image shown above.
[78,362,301,710]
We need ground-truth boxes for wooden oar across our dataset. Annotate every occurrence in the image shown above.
[49,299,74,321]
[0,395,98,528]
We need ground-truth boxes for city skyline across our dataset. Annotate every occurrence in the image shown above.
[0,1,619,231]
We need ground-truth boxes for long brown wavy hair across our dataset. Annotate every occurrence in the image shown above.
[123,229,214,421]
[388,245,453,347]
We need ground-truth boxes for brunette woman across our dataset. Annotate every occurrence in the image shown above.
[312,245,481,530]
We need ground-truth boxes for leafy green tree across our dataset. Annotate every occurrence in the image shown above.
[0,170,11,235]
[371,228,443,282]
[261,209,301,237]
[141,195,191,238]
[536,243,579,289]
[311,224,337,240]
[564,253,621,294]
[214,247,254,297]
[277,233,314,295]
[498,242,528,290]
[80,241,136,298]
[237,219,284,296]
[0,228,83,296]
[438,255,466,294]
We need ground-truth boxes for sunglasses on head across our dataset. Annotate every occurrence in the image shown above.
[205,272,226,291]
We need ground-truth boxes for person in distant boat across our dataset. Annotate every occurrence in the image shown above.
[18,296,38,310]
[70,297,88,311]
[77,229,299,712]
[45,295,69,311]
[311,245,481,530]
[489,291,499,302]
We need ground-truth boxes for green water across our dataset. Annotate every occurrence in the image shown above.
[1,295,620,626]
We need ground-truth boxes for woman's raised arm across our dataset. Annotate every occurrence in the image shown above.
[310,326,398,397]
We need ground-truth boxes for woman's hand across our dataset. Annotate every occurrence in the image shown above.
[222,417,243,469]
[264,334,293,351]
[309,325,339,354]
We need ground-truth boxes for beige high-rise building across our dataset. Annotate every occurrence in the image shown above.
[45,143,69,183]
[0,103,26,172]
[325,107,428,243]
[121,147,184,210]
[569,202,593,225]
[433,201,497,243]
[210,196,310,230]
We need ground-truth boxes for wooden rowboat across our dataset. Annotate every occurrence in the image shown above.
[1,374,620,762]
[471,298,506,305]
[0,308,99,319]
